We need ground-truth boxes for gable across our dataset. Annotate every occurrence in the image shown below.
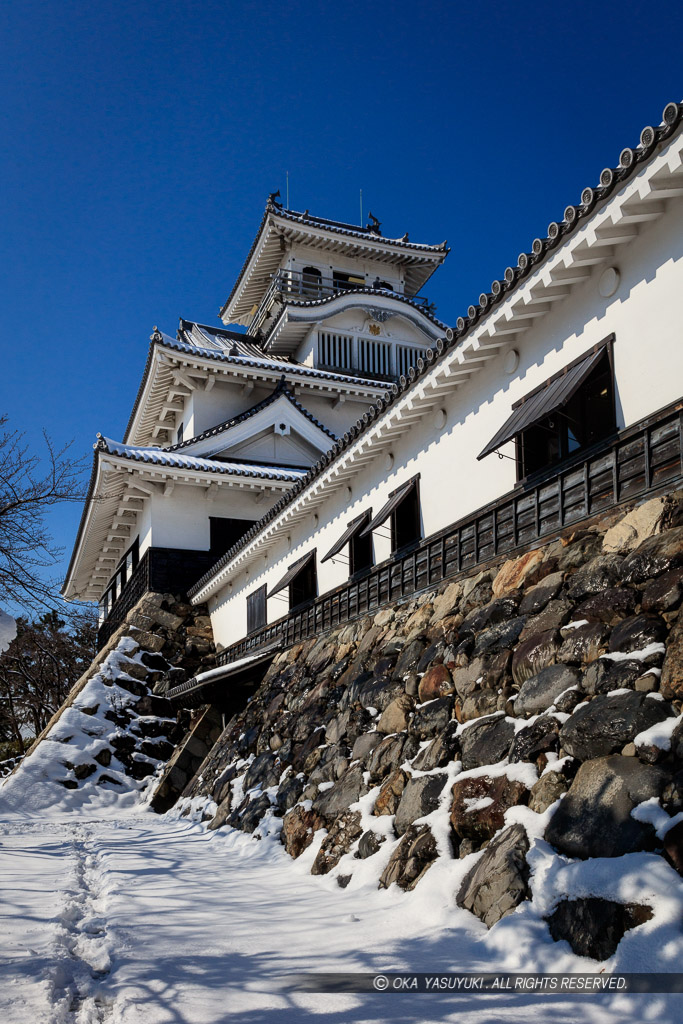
[175,390,335,463]
[219,426,323,467]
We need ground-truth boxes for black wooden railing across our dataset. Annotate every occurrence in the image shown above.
[97,547,218,648]
[98,551,151,648]
[217,399,683,667]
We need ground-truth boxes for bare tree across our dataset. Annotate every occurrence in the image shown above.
[0,608,97,749]
[0,415,85,611]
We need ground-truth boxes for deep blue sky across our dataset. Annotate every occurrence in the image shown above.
[2,0,682,612]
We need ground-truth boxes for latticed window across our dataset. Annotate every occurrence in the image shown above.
[357,338,392,378]
[319,331,353,370]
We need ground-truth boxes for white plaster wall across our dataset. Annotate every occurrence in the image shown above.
[146,483,272,551]
[188,382,274,438]
[207,199,683,649]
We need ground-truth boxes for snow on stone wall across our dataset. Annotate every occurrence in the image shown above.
[176,488,683,962]
[0,635,181,816]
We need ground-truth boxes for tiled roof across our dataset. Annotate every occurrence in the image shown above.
[221,199,449,319]
[164,376,337,453]
[95,436,308,480]
[188,99,683,599]
[264,286,448,342]
[177,319,266,358]
[268,202,448,253]
[123,327,389,444]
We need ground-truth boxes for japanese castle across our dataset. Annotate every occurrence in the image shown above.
[64,101,683,704]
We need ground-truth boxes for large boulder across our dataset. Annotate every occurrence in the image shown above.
[282,802,327,860]
[376,694,415,734]
[528,770,569,813]
[367,734,410,781]
[311,811,363,875]
[461,595,521,634]
[514,664,581,716]
[411,721,460,771]
[373,768,408,816]
[472,618,526,659]
[620,526,683,584]
[546,898,653,961]
[456,823,530,928]
[410,697,453,739]
[450,774,528,842]
[557,622,610,665]
[509,716,560,764]
[607,614,667,655]
[642,567,683,614]
[378,824,438,891]
[519,573,564,616]
[512,630,562,684]
[452,651,511,698]
[545,755,668,858]
[559,691,675,761]
[573,588,637,625]
[520,598,574,639]
[602,496,667,554]
[459,715,515,770]
[394,774,447,835]
[492,551,544,597]
[566,555,624,600]
[418,664,455,702]
[660,615,683,701]
[312,764,366,819]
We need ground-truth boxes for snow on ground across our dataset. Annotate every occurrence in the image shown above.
[1,785,682,1023]
[2,629,682,1023]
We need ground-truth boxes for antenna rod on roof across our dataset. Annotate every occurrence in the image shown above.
[286,171,289,210]
[360,189,363,227]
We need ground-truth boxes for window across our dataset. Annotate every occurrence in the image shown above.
[357,337,392,378]
[267,550,317,610]
[391,478,421,552]
[517,349,615,477]
[349,527,373,575]
[359,476,421,554]
[321,510,373,577]
[396,345,426,378]
[289,556,317,609]
[333,270,365,291]
[301,266,322,297]
[209,517,255,557]
[246,585,267,634]
[478,339,616,480]
[176,422,184,445]
[319,331,353,370]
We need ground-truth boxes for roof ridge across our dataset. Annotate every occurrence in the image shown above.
[272,286,447,330]
[95,434,308,477]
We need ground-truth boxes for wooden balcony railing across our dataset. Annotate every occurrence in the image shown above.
[216,399,683,667]
[97,547,218,649]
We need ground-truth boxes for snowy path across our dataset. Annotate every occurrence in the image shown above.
[0,809,679,1024]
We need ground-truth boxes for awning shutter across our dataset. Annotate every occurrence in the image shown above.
[267,550,316,599]
[477,347,607,460]
[321,510,371,563]
[359,478,417,537]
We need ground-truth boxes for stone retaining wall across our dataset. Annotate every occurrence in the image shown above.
[177,489,683,961]
[14,590,217,793]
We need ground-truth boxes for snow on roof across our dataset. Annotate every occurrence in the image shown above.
[96,436,308,481]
